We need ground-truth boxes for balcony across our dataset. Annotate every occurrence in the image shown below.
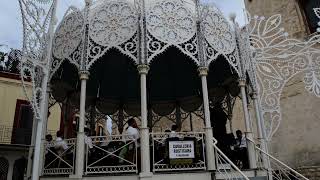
[0,125,56,146]
[41,132,265,180]
[43,132,207,176]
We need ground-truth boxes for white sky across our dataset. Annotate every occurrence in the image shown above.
[0,0,245,51]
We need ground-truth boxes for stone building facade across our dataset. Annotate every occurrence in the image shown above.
[241,0,320,178]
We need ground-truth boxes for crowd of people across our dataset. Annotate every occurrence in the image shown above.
[44,117,249,170]
[44,118,141,169]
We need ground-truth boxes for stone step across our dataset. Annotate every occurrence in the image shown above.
[213,169,268,180]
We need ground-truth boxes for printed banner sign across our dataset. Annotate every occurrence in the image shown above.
[169,141,195,159]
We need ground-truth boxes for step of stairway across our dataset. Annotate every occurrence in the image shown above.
[213,169,268,180]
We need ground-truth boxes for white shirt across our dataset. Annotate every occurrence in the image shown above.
[85,135,93,149]
[55,137,68,154]
[127,126,140,140]
[105,116,113,135]
[45,141,54,154]
[100,116,113,147]
[126,126,140,148]
[236,135,247,148]
[169,131,177,138]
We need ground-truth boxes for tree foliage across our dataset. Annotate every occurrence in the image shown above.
[0,49,21,74]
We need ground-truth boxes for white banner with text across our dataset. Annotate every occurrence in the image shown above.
[169,141,195,159]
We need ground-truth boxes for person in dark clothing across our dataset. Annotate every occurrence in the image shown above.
[235,130,249,169]
[44,134,56,168]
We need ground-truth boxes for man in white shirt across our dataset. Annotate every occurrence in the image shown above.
[235,130,249,169]
[119,118,140,164]
[126,118,140,142]
[169,124,178,138]
[236,130,247,149]
[100,115,113,147]
[55,131,68,155]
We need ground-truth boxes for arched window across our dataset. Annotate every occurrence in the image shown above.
[0,157,9,180]
[299,0,320,33]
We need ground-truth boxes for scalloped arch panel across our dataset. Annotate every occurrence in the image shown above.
[201,5,236,55]
[89,0,138,47]
[52,11,84,60]
[146,0,197,45]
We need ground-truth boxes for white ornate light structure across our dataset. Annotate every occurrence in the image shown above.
[243,13,320,140]
[18,0,320,179]
[315,8,320,32]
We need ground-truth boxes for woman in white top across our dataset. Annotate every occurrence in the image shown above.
[54,131,68,155]
[119,118,140,163]
[126,118,140,142]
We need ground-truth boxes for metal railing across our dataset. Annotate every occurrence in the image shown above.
[84,135,138,174]
[212,138,250,180]
[43,138,76,175]
[151,132,206,172]
[0,125,56,145]
[0,125,15,144]
[247,138,309,180]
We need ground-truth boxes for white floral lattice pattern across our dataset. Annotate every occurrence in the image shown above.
[246,13,320,140]
[52,10,84,60]
[89,0,138,47]
[315,8,320,32]
[303,53,320,97]
[201,5,236,55]
[19,0,55,119]
[146,0,196,45]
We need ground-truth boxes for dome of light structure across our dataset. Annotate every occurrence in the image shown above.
[50,0,240,116]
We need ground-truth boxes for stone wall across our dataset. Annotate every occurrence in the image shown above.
[296,166,320,180]
[245,0,307,39]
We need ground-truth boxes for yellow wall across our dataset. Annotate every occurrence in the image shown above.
[0,75,61,133]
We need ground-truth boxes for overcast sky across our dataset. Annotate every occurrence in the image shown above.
[0,0,245,51]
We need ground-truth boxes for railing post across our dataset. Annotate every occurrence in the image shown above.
[138,65,152,178]
[239,79,257,169]
[73,71,89,178]
[198,67,216,171]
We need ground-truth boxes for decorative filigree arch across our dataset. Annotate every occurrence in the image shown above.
[201,5,236,56]
[146,0,196,45]
[50,8,84,80]
[86,34,139,70]
[145,0,199,65]
[89,0,138,47]
[19,0,56,119]
[50,0,240,72]
[146,32,200,66]
[19,0,320,144]
[314,8,320,33]
[206,49,241,77]
[200,3,239,76]
[86,0,139,69]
